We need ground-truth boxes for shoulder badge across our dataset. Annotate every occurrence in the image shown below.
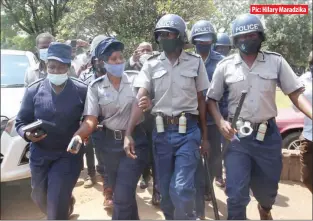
[186,51,201,58]
[90,75,105,87]
[28,78,44,88]
[124,70,140,76]
[263,50,282,57]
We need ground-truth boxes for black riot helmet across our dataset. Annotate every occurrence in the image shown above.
[154,14,187,43]
[190,20,216,44]
[215,33,231,46]
[231,14,265,44]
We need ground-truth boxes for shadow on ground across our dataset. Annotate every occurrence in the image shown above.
[1,178,45,220]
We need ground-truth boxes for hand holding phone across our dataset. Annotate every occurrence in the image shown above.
[67,135,82,154]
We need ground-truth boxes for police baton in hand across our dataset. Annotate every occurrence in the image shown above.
[221,90,248,157]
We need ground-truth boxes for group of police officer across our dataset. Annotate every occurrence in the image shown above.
[16,11,312,220]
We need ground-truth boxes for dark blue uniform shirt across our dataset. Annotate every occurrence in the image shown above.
[204,49,229,125]
[15,77,87,151]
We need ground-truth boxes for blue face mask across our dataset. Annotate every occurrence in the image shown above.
[104,62,125,78]
[196,44,212,54]
[47,73,68,86]
[39,48,48,62]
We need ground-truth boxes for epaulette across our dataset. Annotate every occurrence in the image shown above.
[185,51,201,58]
[28,78,44,88]
[90,75,105,87]
[263,51,282,57]
[124,70,140,76]
[147,52,161,60]
[70,76,87,86]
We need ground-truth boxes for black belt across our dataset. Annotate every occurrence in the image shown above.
[157,113,198,126]
[105,129,125,141]
[228,117,275,131]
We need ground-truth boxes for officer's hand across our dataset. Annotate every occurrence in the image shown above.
[124,135,137,159]
[219,119,236,140]
[200,139,210,156]
[133,49,141,62]
[25,131,47,143]
[138,96,152,112]
[67,135,83,154]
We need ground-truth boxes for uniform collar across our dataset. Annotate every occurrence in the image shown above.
[103,73,130,88]
[234,51,265,64]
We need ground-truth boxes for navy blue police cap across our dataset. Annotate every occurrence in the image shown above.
[47,42,72,64]
[95,37,124,60]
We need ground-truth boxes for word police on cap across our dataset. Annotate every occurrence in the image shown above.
[156,20,179,28]
[194,26,213,34]
[235,24,259,33]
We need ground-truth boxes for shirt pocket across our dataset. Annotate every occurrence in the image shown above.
[98,96,117,118]
[257,72,277,92]
[180,68,198,90]
[226,74,246,99]
[152,69,168,100]
[152,69,168,92]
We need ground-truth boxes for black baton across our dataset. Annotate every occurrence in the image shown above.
[203,154,220,220]
[221,90,248,157]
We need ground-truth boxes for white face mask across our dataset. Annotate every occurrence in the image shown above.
[47,72,68,86]
[39,48,48,62]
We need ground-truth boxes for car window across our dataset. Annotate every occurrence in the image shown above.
[1,54,29,87]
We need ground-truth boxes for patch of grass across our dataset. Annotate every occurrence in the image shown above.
[276,88,292,109]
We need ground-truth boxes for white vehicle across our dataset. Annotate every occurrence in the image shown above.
[1,49,39,182]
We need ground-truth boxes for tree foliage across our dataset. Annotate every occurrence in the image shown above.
[57,0,217,57]
[1,0,70,36]
[264,13,312,68]
[1,0,312,69]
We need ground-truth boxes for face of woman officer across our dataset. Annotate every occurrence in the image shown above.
[100,51,125,78]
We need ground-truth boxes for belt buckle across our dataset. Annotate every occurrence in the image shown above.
[114,130,123,140]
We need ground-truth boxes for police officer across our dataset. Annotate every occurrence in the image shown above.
[214,33,232,56]
[206,14,313,220]
[15,43,87,219]
[79,36,108,192]
[190,20,225,219]
[69,37,151,219]
[125,52,161,206]
[124,14,210,220]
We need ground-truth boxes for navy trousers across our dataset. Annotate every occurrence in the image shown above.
[102,125,149,220]
[153,119,201,220]
[225,119,282,220]
[29,145,83,220]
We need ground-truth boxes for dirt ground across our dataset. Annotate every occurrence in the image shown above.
[1,168,312,220]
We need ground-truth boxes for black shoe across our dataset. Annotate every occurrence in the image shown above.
[152,191,160,206]
[139,177,150,189]
[68,196,76,218]
[204,193,212,201]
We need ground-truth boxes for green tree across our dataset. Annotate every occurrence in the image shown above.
[57,0,217,57]
[1,0,71,36]
[263,13,312,69]
[1,10,35,51]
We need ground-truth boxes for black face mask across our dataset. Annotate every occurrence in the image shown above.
[159,38,184,53]
[195,44,212,54]
[236,38,262,55]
